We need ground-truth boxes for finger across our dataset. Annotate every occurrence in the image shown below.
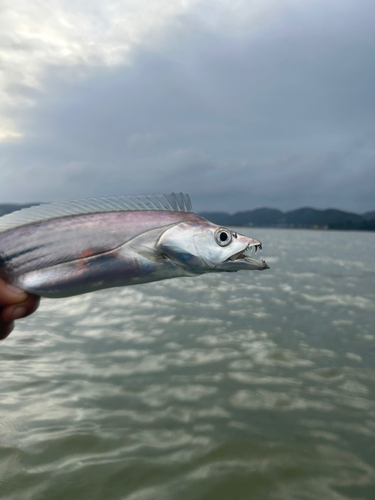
[0,277,28,305]
[0,320,15,340]
[1,295,40,323]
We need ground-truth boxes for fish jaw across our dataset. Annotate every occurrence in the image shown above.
[216,234,270,271]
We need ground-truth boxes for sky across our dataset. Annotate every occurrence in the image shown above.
[0,0,374,213]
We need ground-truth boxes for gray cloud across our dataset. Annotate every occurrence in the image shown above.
[0,0,374,212]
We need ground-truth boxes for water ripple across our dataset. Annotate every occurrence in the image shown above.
[1,229,375,499]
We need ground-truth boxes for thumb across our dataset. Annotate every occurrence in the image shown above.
[0,278,28,304]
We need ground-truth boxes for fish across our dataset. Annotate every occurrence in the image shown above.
[0,193,269,298]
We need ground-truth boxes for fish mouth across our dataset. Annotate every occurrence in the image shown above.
[225,241,270,270]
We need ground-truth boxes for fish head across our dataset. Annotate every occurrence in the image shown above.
[157,218,270,274]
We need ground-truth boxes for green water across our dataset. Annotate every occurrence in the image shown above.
[1,229,374,499]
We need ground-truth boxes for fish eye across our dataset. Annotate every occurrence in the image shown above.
[214,227,232,247]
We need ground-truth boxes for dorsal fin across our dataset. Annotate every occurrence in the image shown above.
[0,193,192,234]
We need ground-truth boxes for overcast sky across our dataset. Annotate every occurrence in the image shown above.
[0,0,374,212]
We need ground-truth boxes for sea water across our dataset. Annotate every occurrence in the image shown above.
[1,228,374,500]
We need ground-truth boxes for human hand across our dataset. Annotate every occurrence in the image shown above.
[0,278,40,340]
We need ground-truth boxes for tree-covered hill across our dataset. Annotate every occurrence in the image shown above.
[200,207,375,230]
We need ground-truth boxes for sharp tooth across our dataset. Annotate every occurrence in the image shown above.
[254,246,258,253]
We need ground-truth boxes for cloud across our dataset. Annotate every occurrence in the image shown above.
[0,0,374,211]
[0,0,202,139]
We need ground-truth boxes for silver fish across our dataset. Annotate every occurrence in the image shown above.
[0,193,269,298]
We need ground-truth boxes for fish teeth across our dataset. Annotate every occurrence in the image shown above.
[243,242,263,258]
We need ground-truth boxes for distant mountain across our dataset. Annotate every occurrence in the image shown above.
[200,207,375,231]
[201,208,285,226]
[363,210,375,220]
[0,203,374,231]
[232,208,285,227]
[284,208,363,227]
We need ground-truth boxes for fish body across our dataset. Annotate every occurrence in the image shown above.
[0,194,269,298]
